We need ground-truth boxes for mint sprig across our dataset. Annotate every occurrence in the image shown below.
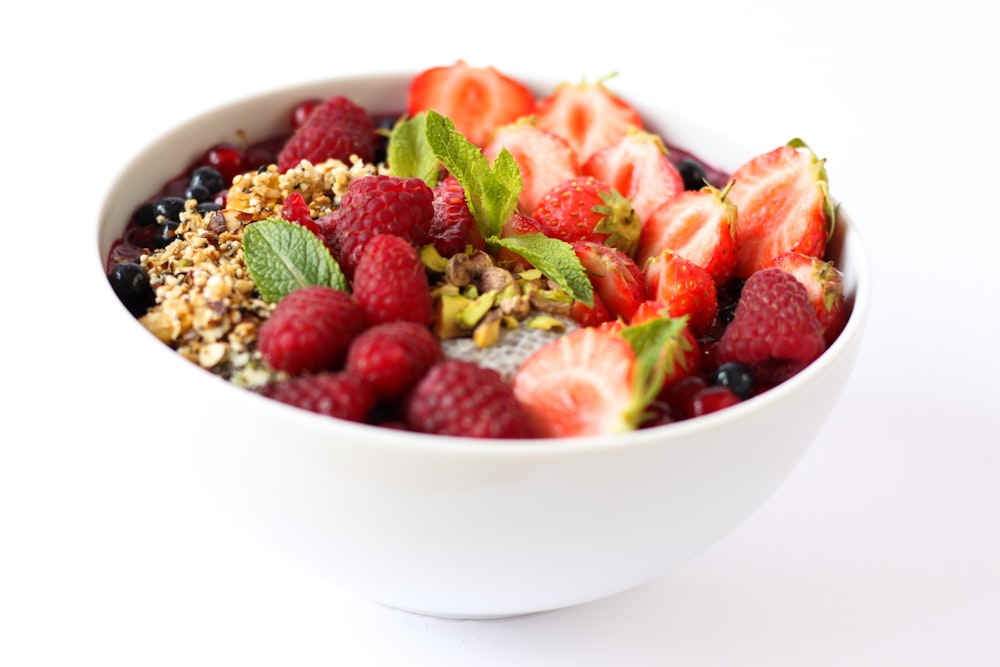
[243,218,348,303]
[620,315,693,420]
[386,113,441,186]
[423,110,592,306]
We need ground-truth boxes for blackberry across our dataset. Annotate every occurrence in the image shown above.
[108,262,156,317]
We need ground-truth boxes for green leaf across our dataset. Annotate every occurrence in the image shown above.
[620,315,692,411]
[386,113,441,186]
[424,110,521,239]
[243,218,348,303]
[493,234,593,306]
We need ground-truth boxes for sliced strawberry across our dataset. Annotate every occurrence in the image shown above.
[771,251,847,345]
[727,139,834,278]
[636,181,738,286]
[629,301,702,394]
[407,61,536,147]
[534,77,643,162]
[533,176,642,256]
[482,119,580,215]
[582,129,685,222]
[512,322,642,437]
[642,250,718,337]
[570,240,645,322]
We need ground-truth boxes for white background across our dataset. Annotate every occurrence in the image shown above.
[3,1,998,664]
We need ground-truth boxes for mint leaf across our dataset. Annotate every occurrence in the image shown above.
[243,218,348,303]
[386,113,441,186]
[494,234,593,306]
[424,110,521,239]
[620,315,692,409]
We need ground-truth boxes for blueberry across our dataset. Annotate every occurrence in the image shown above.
[108,262,156,317]
[713,361,754,398]
[677,158,708,191]
[153,196,187,223]
[196,201,222,215]
[184,184,212,203]
[188,165,226,195]
[153,220,179,248]
[134,200,159,227]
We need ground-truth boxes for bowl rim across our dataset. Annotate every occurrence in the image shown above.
[95,70,873,457]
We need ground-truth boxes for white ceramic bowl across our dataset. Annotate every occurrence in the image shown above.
[94,72,871,619]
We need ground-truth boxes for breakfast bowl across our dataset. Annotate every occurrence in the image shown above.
[94,68,871,619]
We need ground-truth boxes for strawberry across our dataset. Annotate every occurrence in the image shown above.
[535,76,643,162]
[582,128,685,222]
[481,119,580,215]
[629,301,702,394]
[277,95,378,173]
[352,234,434,327]
[495,210,544,269]
[407,61,536,147]
[771,251,847,345]
[726,139,834,278]
[642,250,718,337]
[257,286,367,375]
[512,322,643,437]
[570,240,645,322]
[404,359,539,438]
[716,267,826,387]
[429,174,486,257]
[636,181,738,286]
[261,371,376,423]
[569,291,612,327]
[533,176,642,257]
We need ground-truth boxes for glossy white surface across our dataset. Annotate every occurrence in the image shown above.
[4,0,998,664]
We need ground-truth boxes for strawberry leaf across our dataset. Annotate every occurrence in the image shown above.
[424,110,521,240]
[386,112,441,187]
[621,315,691,410]
[243,218,348,303]
[493,233,594,306]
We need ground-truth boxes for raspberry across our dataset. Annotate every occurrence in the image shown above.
[279,191,320,234]
[352,234,434,327]
[429,174,485,257]
[257,286,367,375]
[320,175,434,277]
[345,321,443,401]
[404,360,539,439]
[276,95,378,173]
[716,267,825,384]
[262,371,375,423]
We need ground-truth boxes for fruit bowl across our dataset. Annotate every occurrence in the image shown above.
[94,70,871,618]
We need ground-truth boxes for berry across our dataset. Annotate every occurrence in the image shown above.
[352,234,434,327]
[712,361,755,398]
[279,191,320,234]
[320,174,435,277]
[534,176,642,256]
[188,165,226,198]
[535,77,643,162]
[512,322,643,438]
[481,120,580,215]
[277,95,378,172]
[642,250,718,337]
[726,140,834,278]
[407,60,536,147]
[688,385,742,417]
[771,251,847,345]
[570,240,645,322]
[405,360,539,438]
[257,286,367,375]
[429,174,485,257]
[636,181,738,286]
[676,157,708,191]
[716,267,826,385]
[261,371,375,423]
[108,262,156,317]
[198,143,245,183]
[290,98,322,130]
[582,128,685,222]
[345,321,443,401]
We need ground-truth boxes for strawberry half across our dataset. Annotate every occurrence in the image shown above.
[642,250,718,337]
[512,322,642,437]
[533,176,642,256]
[535,77,643,162]
[571,240,645,322]
[636,181,738,286]
[482,119,580,215]
[407,61,536,147]
[727,139,835,278]
[771,251,847,345]
[582,128,685,222]
[629,301,702,394]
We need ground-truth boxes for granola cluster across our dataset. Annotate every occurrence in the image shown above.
[137,158,377,388]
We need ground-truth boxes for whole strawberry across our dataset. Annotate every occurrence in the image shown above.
[429,174,485,257]
[404,360,539,439]
[642,250,718,338]
[257,286,367,375]
[533,176,641,257]
[352,233,434,327]
[319,174,434,278]
[345,321,443,401]
[277,95,378,173]
[261,371,375,423]
[716,267,826,386]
